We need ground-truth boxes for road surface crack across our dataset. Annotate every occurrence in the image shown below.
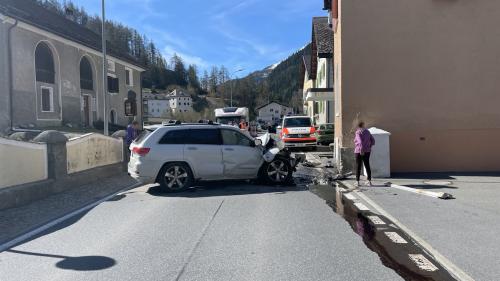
[174,199,225,281]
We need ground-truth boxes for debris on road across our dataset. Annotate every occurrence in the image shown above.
[301,160,321,167]
[384,182,455,200]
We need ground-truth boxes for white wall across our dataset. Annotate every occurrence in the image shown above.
[66,133,123,174]
[147,99,172,118]
[0,138,48,188]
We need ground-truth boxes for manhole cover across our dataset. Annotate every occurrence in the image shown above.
[423,180,453,186]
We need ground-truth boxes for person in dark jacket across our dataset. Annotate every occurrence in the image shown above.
[354,121,375,187]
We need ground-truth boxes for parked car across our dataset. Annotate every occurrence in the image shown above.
[128,124,300,192]
[315,123,334,145]
[279,116,317,150]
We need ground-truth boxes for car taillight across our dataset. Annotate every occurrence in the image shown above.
[132,147,150,157]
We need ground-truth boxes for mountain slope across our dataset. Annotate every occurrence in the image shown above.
[230,43,311,113]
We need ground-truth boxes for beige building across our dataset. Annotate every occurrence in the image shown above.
[325,0,500,172]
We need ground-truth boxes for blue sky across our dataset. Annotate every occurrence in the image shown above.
[70,0,324,75]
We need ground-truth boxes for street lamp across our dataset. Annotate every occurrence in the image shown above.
[101,0,109,135]
[229,68,244,107]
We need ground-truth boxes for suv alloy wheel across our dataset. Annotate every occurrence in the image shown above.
[264,158,293,185]
[159,163,194,192]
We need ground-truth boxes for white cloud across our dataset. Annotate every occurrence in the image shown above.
[162,45,209,68]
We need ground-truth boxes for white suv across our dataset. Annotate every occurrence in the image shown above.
[128,124,296,192]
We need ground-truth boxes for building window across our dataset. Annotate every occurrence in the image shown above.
[110,109,116,124]
[125,68,133,87]
[107,76,119,93]
[35,42,55,84]
[41,86,54,112]
[80,57,93,90]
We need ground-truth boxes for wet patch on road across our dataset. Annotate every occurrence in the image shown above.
[308,184,458,281]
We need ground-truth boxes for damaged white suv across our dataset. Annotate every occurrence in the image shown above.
[128,124,300,192]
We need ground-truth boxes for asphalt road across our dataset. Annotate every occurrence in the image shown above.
[0,182,402,281]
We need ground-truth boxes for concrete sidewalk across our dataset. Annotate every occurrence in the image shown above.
[345,173,500,281]
[0,175,139,246]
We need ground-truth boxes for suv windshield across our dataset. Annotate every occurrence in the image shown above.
[284,118,312,128]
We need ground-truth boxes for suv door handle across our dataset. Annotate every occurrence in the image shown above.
[187,147,198,151]
[224,148,234,151]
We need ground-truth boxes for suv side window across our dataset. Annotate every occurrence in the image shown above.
[221,129,252,146]
[159,129,221,145]
[184,129,221,145]
[159,129,185,144]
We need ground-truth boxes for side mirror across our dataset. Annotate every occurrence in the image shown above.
[255,139,263,147]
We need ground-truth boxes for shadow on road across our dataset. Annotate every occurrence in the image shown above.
[146,181,305,198]
[6,249,116,271]
[405,184,458,190]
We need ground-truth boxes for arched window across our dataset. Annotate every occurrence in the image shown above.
[80,57,93,90]
[35,42,55,84]
[110,109,116,124]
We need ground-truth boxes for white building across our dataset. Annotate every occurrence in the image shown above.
[256,102,293,124]
[167,89,193,114]
[145,99,172,118]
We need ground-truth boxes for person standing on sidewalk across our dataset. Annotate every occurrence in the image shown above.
[126,120,140,148]
[354,121,375,187]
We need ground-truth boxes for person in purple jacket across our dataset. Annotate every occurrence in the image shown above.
[126,120,140,147]
[354,121,375,187]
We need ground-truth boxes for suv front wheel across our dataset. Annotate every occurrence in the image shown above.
[158,162,194,192]
[262,157,293,185]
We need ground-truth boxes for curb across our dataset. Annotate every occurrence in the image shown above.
[337,180,475,281]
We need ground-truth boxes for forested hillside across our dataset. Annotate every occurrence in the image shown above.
[34,0,308,116]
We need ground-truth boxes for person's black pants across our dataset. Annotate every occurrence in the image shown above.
[355,153,372,182]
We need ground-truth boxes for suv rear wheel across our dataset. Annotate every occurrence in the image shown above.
[158,163,194,192]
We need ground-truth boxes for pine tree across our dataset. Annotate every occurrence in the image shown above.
[187,65,200,90]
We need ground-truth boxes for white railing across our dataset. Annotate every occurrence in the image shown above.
[0,138,48,189]
[66,133,123,174]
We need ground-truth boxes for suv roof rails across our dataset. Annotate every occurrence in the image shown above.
[162,122,221,127]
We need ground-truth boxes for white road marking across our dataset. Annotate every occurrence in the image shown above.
[354,202,370,211]
[345,181,475,281]
[384,232,407,244]
[367,215,386,225]
[409,254,439,272]
[0,182,142,253]
[387,183,453,200]
[344,193,356,200]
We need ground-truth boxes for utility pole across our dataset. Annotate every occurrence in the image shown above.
[230,69,244,107]
[101,0,109,135]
